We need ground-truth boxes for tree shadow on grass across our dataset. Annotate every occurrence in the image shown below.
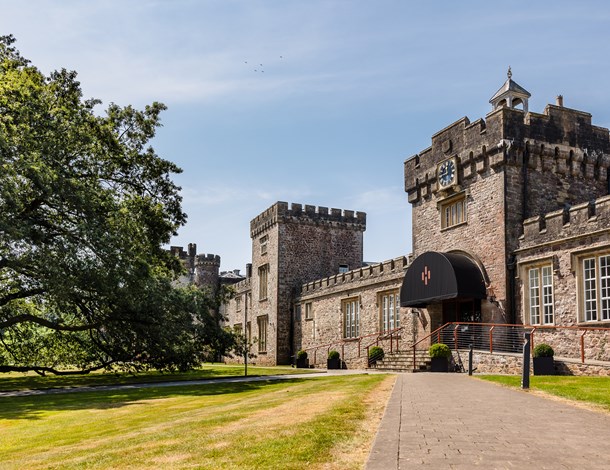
[0,378,310,420]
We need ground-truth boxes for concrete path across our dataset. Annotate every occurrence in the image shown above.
[366,373,610,469]
[0,368,383,398]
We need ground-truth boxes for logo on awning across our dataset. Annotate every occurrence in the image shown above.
[421,266,431,285]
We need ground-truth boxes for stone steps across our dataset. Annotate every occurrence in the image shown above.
[370,350,431,372]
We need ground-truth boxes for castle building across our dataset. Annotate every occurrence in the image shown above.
[186,72,610,372]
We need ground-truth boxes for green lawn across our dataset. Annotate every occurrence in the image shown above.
[478,375,610,411]
[0,374,394,469]
[0,364,314,392]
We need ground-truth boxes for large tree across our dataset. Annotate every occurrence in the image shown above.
[0,35,231,374]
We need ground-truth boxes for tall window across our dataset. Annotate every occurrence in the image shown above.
[380,290,400,332]
[235,295,241,311]
[582,255,610,322]
[343,298,360,338]
[258,265,269,301]
[246,322,252,345]
[304,302,313,320]
[257,316,268,353]
[440,194,467,229]
[528,265,554,325]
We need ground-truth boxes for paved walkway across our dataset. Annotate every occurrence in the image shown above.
[366,373,610,469]
[0,369,383,398]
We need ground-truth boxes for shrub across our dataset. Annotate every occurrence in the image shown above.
[328,350,340,360]
[429,343,452,359]
[296,350,308,360]
[533,343,554,358]
[368,346,385,363]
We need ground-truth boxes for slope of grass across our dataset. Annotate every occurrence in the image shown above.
[478,375,610,411]
[0,374,394,469]
[0,364,314,392]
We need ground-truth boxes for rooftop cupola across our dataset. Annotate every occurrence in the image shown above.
[489,67,531,114]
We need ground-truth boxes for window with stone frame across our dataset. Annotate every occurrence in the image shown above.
[257,315,268,353]
[527,265,554,325]
[304,302,313,320]
[339,264,349,273]
[260,235,268,255]
[258,264,269,301]
[581,253,610,322]
[379,290,400,333]
[342,297,360,338]
[439,192,467,229]
[235,295,241,312]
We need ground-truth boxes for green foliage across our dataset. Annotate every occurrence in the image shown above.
[533,343,554,358]
[297,350,308,360]
[0,35,230,374]
[328,350,340,360]
[368,346,384,362]
[429,343,452,358]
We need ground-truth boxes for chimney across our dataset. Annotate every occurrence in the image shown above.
[556,95,564,107]
[233,269,241,276]
[246,263,252,278]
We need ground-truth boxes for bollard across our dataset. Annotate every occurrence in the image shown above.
[522,332,531,389]
[468,344,473,376]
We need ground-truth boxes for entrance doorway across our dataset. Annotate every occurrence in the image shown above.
[442,298,481,325]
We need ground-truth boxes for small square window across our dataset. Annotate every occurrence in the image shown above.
[339,264,349,273]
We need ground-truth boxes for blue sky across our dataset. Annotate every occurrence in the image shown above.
[3,1,610,271]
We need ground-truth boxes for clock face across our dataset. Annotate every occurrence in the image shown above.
[439,159,456,187]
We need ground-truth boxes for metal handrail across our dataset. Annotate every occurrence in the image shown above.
[412,322,610,366]
[363,326,405,367]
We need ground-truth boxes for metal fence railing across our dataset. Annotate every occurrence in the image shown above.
[420,322,610,364]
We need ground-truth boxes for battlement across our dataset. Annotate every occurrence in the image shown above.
[300,255,410,297]
[519,195,610,248]
[405,104,610,204]
[196,254,221,266]
[250,201,367,238]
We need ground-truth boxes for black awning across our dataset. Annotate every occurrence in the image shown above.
[400,252,486,307]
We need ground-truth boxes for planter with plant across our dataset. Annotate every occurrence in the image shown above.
[368,346,385,367]
[429,343,452,372]
[296,349,309,369]
[327,350,341,369]
[533,343,555,375]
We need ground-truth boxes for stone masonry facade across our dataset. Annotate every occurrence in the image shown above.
[179,74,610,373]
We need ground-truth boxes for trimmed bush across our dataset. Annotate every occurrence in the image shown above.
[533,343,554,358]
[296,350,308,360]
[368,346,385,363]
[429,343,452,359]
[328,350,340,360]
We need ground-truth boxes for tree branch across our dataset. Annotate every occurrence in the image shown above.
[0,313,100,331]
[0,288,45,307]
[0,361,116,375]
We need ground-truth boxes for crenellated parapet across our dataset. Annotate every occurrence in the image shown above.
[250,201,366,238]
[405,104,610,204]
[519,195,610,248]
[300,255,410,297]
[195,253,221,267]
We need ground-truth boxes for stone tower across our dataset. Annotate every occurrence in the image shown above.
[247,202,366,364]
[403,71,610,330]
[195,254,221,295]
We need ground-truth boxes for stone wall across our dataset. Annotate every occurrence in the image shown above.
[516,194,610,328]
[296,256,415,368]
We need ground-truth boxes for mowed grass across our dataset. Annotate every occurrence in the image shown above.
[0,374,394,469]
[0,364,314,392]
[478,375,610,411]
